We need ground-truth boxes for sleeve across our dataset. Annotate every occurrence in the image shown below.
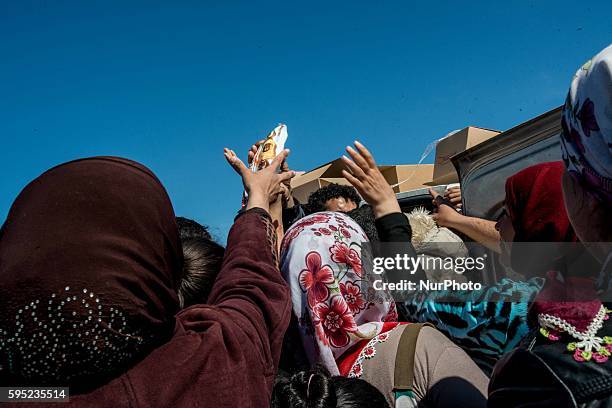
[375,212,413,243]
[201,206,292,372]
[64,208,291,408]
[374,212,427,283]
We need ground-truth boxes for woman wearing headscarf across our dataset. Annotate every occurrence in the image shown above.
[429,161,578,253]
[400,162,579,374]
[488,44,612,407]
[559,44,612,284]
[0,151,294,407]
[280,211,489,408]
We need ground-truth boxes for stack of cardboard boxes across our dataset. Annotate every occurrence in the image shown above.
[290,126,500,203]
[290,160,434,203]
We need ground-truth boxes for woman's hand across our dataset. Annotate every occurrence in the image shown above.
[430,188,501,251]
[248,140,295,208]
[341,141,401,219]
[247,140,265,168]
[429,188,462,227]
[224,147,295,213]
[444,186,462,209]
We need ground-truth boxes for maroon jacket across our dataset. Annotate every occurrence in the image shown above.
[6,208,290,408]
[1,157,289,407]
[79,209,290,407]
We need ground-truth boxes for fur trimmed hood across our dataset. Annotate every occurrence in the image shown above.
[404,207,469,259]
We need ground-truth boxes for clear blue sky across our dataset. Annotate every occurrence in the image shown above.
[1,1,611,241]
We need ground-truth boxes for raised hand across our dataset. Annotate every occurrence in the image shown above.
[247,140,265,168]
[341,141,401,219]
[247,140,295,208]
[224,148,295,212]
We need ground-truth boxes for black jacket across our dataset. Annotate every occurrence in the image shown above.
[489,321,612,408]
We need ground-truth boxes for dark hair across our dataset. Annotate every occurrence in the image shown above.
[176,216,211,240]
[176,216,225,307]
[306,184,362,214]
[178,237,225,307]
[345,205,379,242]
[271,367,389,408]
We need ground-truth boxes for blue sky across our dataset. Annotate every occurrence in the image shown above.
[1,1,611,241]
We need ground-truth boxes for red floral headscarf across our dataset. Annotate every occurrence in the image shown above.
[280,212,397,375]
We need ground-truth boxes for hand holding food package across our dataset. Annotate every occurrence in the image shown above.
[250,123,288,172]
[243,124,289,252]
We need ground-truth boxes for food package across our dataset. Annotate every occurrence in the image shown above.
[242,124,289,208]
[250,123,288,172]
[243,124,289,252]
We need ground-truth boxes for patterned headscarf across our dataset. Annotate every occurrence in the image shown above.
[280,212,397,375]
[560,44,612,203]
[534,46,612,363]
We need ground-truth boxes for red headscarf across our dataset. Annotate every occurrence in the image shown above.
[505,163,602,336]
[531,272,600,333]
[0,157,183,391]
[504,161,577,242]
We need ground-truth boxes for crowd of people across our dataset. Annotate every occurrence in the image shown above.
[0,45,610,407]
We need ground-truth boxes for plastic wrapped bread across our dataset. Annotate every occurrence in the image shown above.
[241,123,289,208]
[250,124,288,172]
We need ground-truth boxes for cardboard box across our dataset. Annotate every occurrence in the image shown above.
[427,126,500,185]
[290,158,434,204]
[381,164,434,192]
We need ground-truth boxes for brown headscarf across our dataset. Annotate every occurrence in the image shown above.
[0,157,183,391]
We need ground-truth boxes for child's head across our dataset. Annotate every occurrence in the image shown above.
[176,217,225,308]
[271,367,389,408]
[176,216,212,240]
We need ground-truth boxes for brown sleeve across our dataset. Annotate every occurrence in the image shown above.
[55,208,291,408]
[196,207,292,374]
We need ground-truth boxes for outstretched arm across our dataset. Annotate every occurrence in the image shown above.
[67,150,296,407]
[341,141,427,287]
[429,189,501,253]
